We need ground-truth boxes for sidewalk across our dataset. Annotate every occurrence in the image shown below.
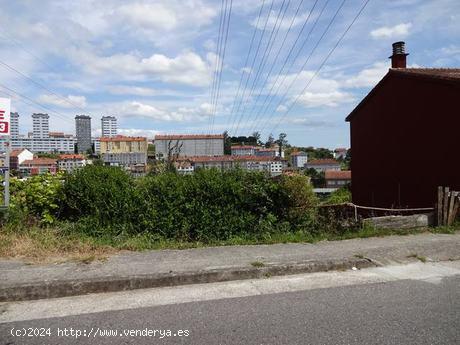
[1,232,459,302]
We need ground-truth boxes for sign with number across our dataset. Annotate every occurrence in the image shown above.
[0,98,11,136]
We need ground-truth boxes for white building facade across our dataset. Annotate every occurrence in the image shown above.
[101,116,117,137]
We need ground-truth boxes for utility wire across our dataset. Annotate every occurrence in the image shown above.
[237,0,305,135]
[250,0,327,134]
[270,0,371,133]
[225,0,266,129]
[229,0,275,133]
[209,0,233,135]
[207,0,227,133]
[0,59,88,114]
[0,83,75,125]
[233,0,291,136]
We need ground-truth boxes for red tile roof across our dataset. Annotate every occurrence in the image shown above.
[100,135,147,142]
[391,68,460,81]
[178,155,283,163]
[155,134,224,140]
[59,154,85,160]
[325,170,351,180]
[307,159,340,165]
[10,149,28,157]
[21,158,57,166]
[231,145,258,150]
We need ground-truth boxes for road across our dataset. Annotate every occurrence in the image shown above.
[1,261,459,344]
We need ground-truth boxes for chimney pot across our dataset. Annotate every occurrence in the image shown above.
[389,41,408,68]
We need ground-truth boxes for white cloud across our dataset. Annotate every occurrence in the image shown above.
[343,62,389,88]
[370,23,412,39]
[69,49,213,86]
[38,94,87,108]
[268,71,354,108]
[118,101,210,122]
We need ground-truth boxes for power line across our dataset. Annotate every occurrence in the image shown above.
[225,0,266,130]
[228,0,275,133]
[250,0,328,134]
[0,83,74,125]
[0,59,88,114]
[207,0,227,134]
[209,0,233,135]
[233,0,291,136]
[270,0,371,133]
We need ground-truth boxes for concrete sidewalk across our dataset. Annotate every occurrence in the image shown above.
[1,232,459,302]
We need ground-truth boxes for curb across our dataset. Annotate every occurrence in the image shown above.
[0,258,376,302]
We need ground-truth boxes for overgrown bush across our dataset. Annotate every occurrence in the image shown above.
[61,165,139,234]
[324,186,351,205]
[9,173,63,225]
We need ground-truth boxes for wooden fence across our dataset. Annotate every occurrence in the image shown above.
[437,186,460,226]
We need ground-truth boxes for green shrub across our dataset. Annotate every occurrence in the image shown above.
[61,165,138,234]
[325,187,351,205]
[9,173,63,225]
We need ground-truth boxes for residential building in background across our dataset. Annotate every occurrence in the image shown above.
[57,154,88,173]
[19,157,57,176]
[10,148,33,170]
[101,116,117,137]
[333,148,348,160]
[75,115,92,153]
[154,134,224,158]
[231,145,258,156]
[305,159,341,172]
[32,113,49,139]
[346,41,460,208]
[176,155,287,176]
[290,151,308,168]
[10,112,19,138]
[325,170,351,189]
[100,135,148,175]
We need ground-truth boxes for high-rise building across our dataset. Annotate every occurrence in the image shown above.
[10,112,19,138]
[75,115,92,153]
[32,113,49,139]
[101,116,117,137]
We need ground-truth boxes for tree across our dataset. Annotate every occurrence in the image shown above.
[304,168,325,188]
[251,131,261,145]
[223,131,232,155]
[276,133,288,156]
[265,133,275,148]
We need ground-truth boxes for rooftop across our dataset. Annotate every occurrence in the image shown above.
[231,145,258,150]
[59,154,85,160]
[325,170,351,180]
[100,135,147,142]
[178,155,284,163]
[21,158,57,165]
[307,159,340,166]
[155,134,224,140]
[391,68,460,82]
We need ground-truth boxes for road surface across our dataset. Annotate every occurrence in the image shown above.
[1,261,459,344]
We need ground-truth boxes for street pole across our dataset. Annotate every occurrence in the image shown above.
[4,136,9,207]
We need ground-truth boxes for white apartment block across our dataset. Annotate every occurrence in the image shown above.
[58,154,88,173]
[10,112,19,138]
[101,116,117,137]
[290,151,308,168]
[32,113,49,139]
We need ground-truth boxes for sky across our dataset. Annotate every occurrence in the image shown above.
[0,0,459,148]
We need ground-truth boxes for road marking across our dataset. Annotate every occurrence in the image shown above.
[1,261,459,323]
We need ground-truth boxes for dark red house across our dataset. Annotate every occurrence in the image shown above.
[346,42,460,208]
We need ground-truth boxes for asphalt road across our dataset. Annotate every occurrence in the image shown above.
[1,263,459,345]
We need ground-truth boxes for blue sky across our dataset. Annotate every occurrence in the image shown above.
[0,0,458,148]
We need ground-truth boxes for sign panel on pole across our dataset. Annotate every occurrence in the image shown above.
[0,98,11,136]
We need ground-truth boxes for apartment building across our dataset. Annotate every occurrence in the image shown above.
[154,134,224,158]
[100,136,148,174]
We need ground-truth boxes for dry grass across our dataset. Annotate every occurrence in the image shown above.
[0,228,117,264]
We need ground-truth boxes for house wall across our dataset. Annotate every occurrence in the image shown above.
[349,74,460,208]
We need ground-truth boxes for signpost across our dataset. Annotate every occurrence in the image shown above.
[0,97,11,207]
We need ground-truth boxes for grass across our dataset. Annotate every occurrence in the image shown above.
[250,261,265,268]
[407,253,427,263]
[0,221,458,264]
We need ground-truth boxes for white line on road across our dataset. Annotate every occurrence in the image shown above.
[1,261,459,323]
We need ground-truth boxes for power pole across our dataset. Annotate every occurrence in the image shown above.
[0,98,11,207]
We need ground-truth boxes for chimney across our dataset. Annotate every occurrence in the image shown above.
[389,41,408,68]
